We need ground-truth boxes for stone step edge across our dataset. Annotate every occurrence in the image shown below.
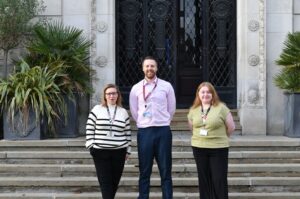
[0,176,300,186]
[0,192,298,199]
[1,163,300,173]
[1,136,300,147]
[2,151,300,159]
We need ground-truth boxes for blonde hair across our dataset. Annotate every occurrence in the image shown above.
[190,82,220,109]
[101,84,123,107]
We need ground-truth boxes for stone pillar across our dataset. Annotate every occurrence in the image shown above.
[238,0,267,135]
[90,0,116,107]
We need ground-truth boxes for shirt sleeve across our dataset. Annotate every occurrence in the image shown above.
[167,83,176,118]
[129,85,138,122]
[85,106,97,149]
[220,103,230,122]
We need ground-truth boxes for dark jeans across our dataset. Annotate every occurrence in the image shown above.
[90,147,127,199]
[192,147,229,199]
[137,126,173,199]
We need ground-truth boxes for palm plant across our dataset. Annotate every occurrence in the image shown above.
[0,61,67,134]
[274,32,300,93]
[24,22,93,95]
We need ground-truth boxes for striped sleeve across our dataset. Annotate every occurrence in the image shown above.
[85,106,97,149]
[124,111,132,154]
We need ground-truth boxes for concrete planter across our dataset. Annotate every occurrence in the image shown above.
[284,93,300,138]
[54,95,79,138]
[3,110,46,140]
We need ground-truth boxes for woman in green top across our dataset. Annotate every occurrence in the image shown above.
[187,82,235,199]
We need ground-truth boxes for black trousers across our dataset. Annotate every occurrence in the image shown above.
[90,147,127,199]
[192,147,229,199]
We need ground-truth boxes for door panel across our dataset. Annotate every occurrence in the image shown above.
[116,0,177,106]
[116,0,236,108]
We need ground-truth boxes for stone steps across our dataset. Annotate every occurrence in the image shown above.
[1,163,300,177]
[0,176,300,193]
[1,135,300,151]
[2,150,300,164]
[1,136,300,198]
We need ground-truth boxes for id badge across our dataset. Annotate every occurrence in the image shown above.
[199,129,208,136]
[143,111,152,118]
[143,103,152,118]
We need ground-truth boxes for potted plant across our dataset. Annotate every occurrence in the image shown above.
[274,32,300,137]
[0,61,67,140]
[23,22,93,138]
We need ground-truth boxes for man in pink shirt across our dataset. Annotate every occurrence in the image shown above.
[129,56,176,199]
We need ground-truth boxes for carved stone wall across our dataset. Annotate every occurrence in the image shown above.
[238,0,267,135]
[89,0,116,107]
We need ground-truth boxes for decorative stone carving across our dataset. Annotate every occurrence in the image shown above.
[248,88,259,104]
[248,20,259,32]
[95,56,108,67]
[97,21,108,33]
[248,55,260,66]
[258,0,266,106]
[90,0,97,63]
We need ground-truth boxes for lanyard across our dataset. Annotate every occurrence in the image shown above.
[106,105,117,136]
[143,79,158,107]
[201,105,211,123]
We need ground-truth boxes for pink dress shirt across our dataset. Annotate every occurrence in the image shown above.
[129,77,176,128]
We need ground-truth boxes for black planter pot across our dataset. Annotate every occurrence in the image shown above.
[3,110,46,140]
[284,93,300,138]
[55,95,79,138]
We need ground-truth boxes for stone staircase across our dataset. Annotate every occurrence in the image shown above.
[1,135,300,198]
[1,110,300,198]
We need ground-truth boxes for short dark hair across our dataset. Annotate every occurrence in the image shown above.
[142,56,158,66]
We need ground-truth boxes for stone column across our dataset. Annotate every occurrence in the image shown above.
[90,0,116,107]
[238,0,267,135]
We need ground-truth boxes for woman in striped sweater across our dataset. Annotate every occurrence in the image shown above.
[86,84,131,199]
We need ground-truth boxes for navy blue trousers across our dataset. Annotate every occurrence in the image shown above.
[137,126,173,199]
[192,147,229,199]
[90,148,127,199]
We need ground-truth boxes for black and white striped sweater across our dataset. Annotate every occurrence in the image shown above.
[85,104,131,154]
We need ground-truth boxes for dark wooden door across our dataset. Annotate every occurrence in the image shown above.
[176,0,236,108]
[116,0,236,108]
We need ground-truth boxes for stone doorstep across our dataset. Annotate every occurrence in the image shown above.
[0,192,299,199]
[1,163,300,174]
[0,176,300,186]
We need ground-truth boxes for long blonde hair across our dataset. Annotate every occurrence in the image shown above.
[190,82,220,109]
[101,84,123,107]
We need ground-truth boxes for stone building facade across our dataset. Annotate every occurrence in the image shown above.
[1,0,299,136]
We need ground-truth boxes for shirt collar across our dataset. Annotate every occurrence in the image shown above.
[144,76,158,85]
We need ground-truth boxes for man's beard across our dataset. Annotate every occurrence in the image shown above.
[145,70,156,79]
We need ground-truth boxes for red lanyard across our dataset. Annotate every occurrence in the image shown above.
[143,79,158,103]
